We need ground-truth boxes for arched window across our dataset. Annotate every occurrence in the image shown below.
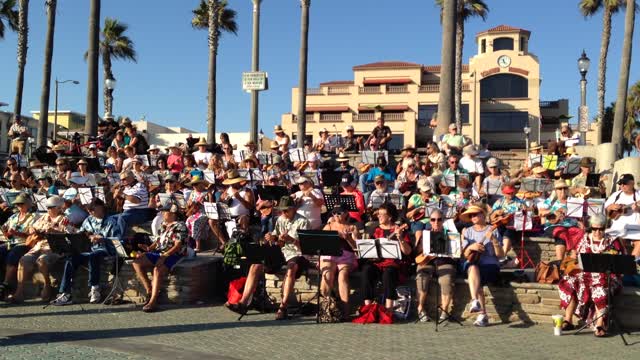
[480,74,528,99]
[493,37,514,51]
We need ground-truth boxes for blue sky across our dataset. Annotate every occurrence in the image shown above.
[0,0,638,134]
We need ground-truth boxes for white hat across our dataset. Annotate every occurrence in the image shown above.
[88,144,97,149]
[486,157,499,168]
[149,144,159,151]
[46,196,64,208]
[320,128,328,133]
[448,123,457,130]
[308,153,319,162]
[346,125,354,131]
[295,176,312,185]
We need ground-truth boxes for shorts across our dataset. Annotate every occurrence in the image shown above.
[5,244,30,266]
[20,252,60,269]
[266,256,309,279]
[145,252,184,270]
[462,262,500,285]
[410,221,430,234]
[554,237,566,246]
[320,250,357,269]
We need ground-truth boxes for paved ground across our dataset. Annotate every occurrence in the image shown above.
[1,301,639,360]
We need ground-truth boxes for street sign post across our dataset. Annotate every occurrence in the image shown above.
[242,72,268,92]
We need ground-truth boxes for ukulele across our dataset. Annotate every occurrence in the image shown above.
[465,224,499,264]
[607,201,640,221]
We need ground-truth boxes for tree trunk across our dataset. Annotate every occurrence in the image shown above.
[612,0,635,158]
[6,0,28,152]
[85,0,100,138]
[297,0,311,148]
[597,6,612,145]
[207,0,219,144]
[436,0,457,138]
[102,52,114,116]
[454,3,464,131]
[37,0,57,148]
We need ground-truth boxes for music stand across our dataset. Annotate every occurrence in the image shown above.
[321,170,347,188]
[43,233,91,310]
[323,194,357,212]
[586,174,601,188]
[297,230,343,323]
[86,158,102,173]
[256,185,289,201]
[101,238,138,308]
[574,253,637,345]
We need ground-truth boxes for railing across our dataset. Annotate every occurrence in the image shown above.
[327,86,350,95]
[319,113,343,122]
[306,114,315,122]
[307,88,323,95]
[359,86,381,94]
[386,85,408,94]
[419,84,439,93]
[382,112,405,121]
[354,113,375,121]
[293,114,315,123]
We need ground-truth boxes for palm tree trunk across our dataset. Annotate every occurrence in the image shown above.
[436,0,457,138]
[597,6,612,145]
[612,0,635,158]
[297,0,311,148]
[12,0,28,121]
[102,52,114,115]
[207,0,219,144]
[85,0,100,137]
[454,3,464,131]
[37,0,57,148]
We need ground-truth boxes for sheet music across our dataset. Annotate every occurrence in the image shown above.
[587,199,605,217]
[442,174,456,187]
[563,157,583,175]
[386,193,403,209]
[136,155,150,167]
[203,202,231,220]
[94,187,106,202]
[529,153,543,166]
[145,174,160,187]
[149,154,159,167]
[0,188,7,203]
[361,150,388,165]
[521,178,553,193]
[78,187,93,205]
[233,150,247,163]
[355,239,378,259]
[31,168,43,179]
[173,193,186,208]
[513,211,533,230]
[378,239,402,259]
[256,152,273,165]
[542,155,558,170]
[32,193,48,212]
[249,169,265,182]
[302,170,321,187]
[203,170,217,184]
[288,148,307,163]
[566,197,585,218]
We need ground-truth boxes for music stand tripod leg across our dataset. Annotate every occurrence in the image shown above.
[316,250,322,324]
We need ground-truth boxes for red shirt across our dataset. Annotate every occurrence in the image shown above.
[371,225,410,270]
[167,154,184,174]
[341,189,365,222]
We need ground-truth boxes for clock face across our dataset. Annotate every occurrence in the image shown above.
[498,55,511,68]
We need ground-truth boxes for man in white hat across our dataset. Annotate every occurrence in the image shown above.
[113,171,152,243]
[341,125,362,153]
[193,137,213,170]
[440,123,471,155]
[314,128,334,154]
[292,176,324,230]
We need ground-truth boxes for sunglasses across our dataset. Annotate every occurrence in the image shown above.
[470,213,482,218]
[375,181,385,185]
[591,227,604,232]
[430,218,443,223]
[332,210,344,216]
[448,161,457,164]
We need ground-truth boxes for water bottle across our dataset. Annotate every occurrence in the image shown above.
[555,128,561,142]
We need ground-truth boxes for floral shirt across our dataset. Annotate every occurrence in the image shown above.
[30,213,75,252]
[156,221,189,255]
[80,215,118,253]
[492,196,526,215]
[272,214,310,261]
[1,212,36,245]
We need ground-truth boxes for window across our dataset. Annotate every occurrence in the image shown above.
[387,135,404,150]
[480,74,528,99]
[481,39,486,54]
[493,37,514,51]
[418,104,470,126]
[480,111,528,132]
[519,37,525,52]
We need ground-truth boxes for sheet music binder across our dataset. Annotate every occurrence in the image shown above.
[361,150,389,165]
[256,185,289,201]
[355,238,401,260]
[323,194,357,211]
[423,231,462,258]
[47,233,91,255]
[203,202,232,221]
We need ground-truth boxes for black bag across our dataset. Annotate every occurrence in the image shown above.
[318,296,343,323]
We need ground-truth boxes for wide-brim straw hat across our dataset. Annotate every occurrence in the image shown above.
[274,125,284,133]
[195,137,208,147]
[29,160,45,167]
[401,144,416,153]
[529,141,543,151]
[532,166,547,175]
[270,141,279,149]
[554,179,569,189]
[187,175,209,187]
[336,152,350,162]
[13,193,31,205]
[222,169,247,185]
[52,144,66,152]
[459,205,487,223]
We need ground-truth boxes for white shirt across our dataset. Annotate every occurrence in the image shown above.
[294,188,324,230]
[193,151,213,169]
[226,187,250,217]
[604,189,640,230]
[123,182,149,210]
[459,156,484,174]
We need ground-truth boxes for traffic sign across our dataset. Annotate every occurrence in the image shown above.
[242,72,268,92]
[578,105,589,132]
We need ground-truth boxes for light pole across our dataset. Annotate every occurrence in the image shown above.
[577,50,590,145]
[105,77,117,116]
[54,79,80,141]
[523,125,531,155]
[249,0,262,143]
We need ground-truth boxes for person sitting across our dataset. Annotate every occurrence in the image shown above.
[340,174,365,223]
[557,214,626,337]
[406,179,438,236]
[604,173,640,264]
[490,184,527,265]
[459,145,484,190]
[193,138,213,170]
[360,156,395,194]
[185,175,212,252]
[314,128,334,154]
[273,125,291,153]
[113,170,152,244]
[334,152,359,180]
[479,157,508,205]
[360,203,412,312]
[395,158,423,196]
[341,125,363,153]
[365,175,401,215]
[414,209,457,322]
[440,123,470,155]
[50,199,118,306]
[226,196,310,320]
[320,204,359,320]
[538,179,579,260]
[459,205,504,327]
[293,176,324,230]
[0,194,37,300]
[426,142,446,174]
[570,158,602,197]
[209,170,254,248]
[8,196,74,303]
[121,145,137,172]
[8,115,31,155]
[132,201,190,312]
[395,145,418,175]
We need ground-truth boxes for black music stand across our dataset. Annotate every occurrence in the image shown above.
[86,158,102,173]
[586,174,601,188]
[573,253,637,345]
[44,233,91,310]
[322,170,347,188]
[256,185,289,201]
[297,230,343,323]
[236,243,286,321]
[324,194,358,212]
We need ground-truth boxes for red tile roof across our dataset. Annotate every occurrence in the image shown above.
[319,80,354,86]
[357,105,409,111]
[353,61,422,71]
[476,24,531,37]
[422,65,469,73]
[306,106,350,113]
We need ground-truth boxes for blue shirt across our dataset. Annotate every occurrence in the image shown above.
[366,167,396,183]
[80,215,119,254]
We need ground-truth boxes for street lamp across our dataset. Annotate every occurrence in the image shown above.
[105,77,117,116]
[54,79,80,141]
[258,128,264,152]
[523,125,531,155]
[577,50,590,145]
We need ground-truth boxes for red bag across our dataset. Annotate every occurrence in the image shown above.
[351,303,393,325]
[227,277,247,305]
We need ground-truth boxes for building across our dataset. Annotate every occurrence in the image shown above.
[280,25,597,150]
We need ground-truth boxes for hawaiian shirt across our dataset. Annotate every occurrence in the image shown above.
[80,215,119,253]
[272,213,310,261]
[1,212,36,246]
[492,196,526,215]
[156,221,189,255]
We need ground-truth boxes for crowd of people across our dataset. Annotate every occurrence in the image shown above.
[0,116,637,335]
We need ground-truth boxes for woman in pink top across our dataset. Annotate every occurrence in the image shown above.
[167,144,184,175]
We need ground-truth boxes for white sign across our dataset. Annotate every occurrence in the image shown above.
[578,105,589,133]
[242,71,268,91]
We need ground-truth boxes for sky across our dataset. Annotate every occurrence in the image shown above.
[0,0,639,134]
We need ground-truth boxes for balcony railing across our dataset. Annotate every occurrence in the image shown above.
[387,85,409,94]
[307,88,323,95]
[319,113,343,122]
[293,114,315,123]
[327,86,350,95]
[359,86,382,94]
[382,112,405,121]
[419,82,471,93]
[354,113,375,121]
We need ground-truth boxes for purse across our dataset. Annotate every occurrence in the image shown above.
[535,261,560,284]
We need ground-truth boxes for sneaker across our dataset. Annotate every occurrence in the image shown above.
[418,310,430,323]
[474,313,489,327]
[499,256,513,266]
[468,299,481,313]
[51,293,72,306]
[439,311,448,322]
[89,287,101,304]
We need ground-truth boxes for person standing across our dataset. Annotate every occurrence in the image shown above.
[365,118,392,150]
[8,116,31,155]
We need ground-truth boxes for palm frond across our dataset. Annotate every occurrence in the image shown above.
[192,0,238,35]
[99,17,137,63]
[0,0,19,38]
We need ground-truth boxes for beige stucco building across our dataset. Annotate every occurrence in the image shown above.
[281,25,598,150]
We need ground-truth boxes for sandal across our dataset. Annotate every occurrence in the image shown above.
[142,304,157,313]
[275,306,288,321]
[561,320,575,331]
[594,326,606,337]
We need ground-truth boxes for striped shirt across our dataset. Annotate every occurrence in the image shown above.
[123,182,149,210]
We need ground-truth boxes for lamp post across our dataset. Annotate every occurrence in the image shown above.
[249,0,262,144]
[258,128,264,152]
[105,77,117,116]
[523,125,531,155]
[577,50,590,145]
[54,79,80,141]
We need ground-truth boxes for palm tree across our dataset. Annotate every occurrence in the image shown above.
[579,0,625,144]
[12,0,29,123]
[192,0,238,144]
[97,17,136,116]
[437,0,488,130]
[435,0,457,138]
[85,0,100,138]
[611,0,635,157]
[37,0,57,147]
[0,0,18,40]
[624,80,640,155]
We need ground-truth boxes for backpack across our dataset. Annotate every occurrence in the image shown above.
[318,296,343,323]
[223,241,244,269]
[392,286,413,320]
